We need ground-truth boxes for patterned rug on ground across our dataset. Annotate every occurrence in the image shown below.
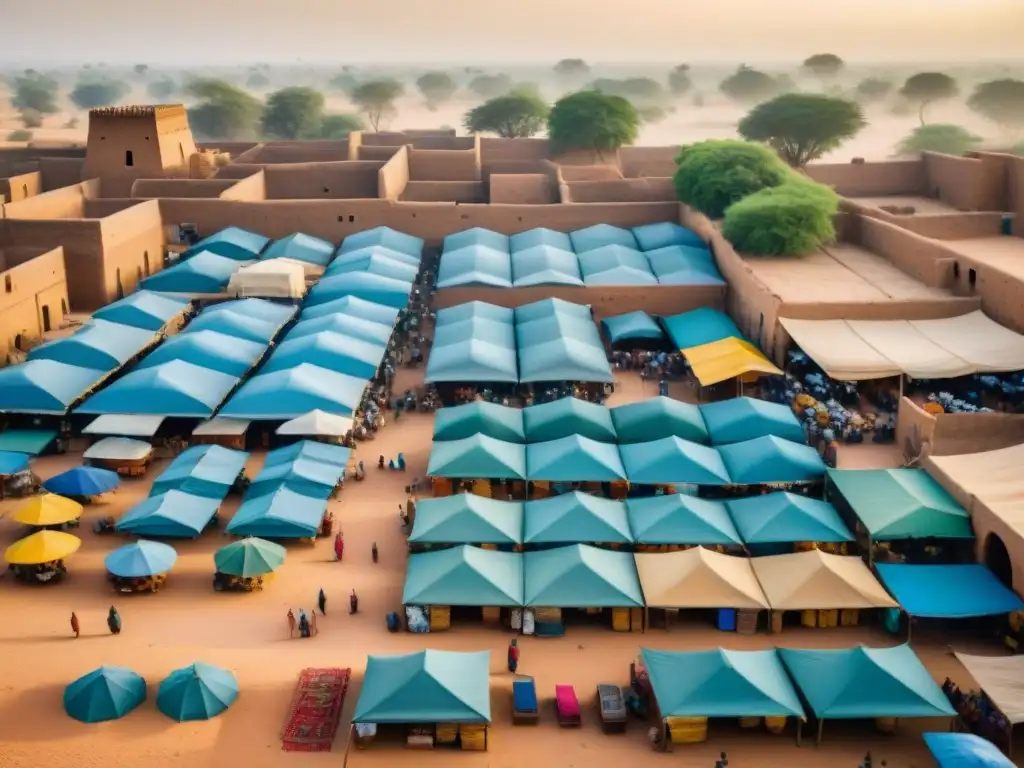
[281,667,351,752]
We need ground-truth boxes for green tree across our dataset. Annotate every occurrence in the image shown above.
[1011,141,1024,156]
[855,78,893,103]
[186,78,264,140]
[668,65,692,96]
[246,71,271,90]
[69,78,130,110]
[468,73,513,100]
[553,59,590,78]
[262,86,326,139]
[320,113,364,139]
[463,92,549,138]
[637,106,668,124]
[147,77,176,101]
[133,64,148,76]
[895,124,982,156]
[19,109,43,128]
[416,71,458,109]
[899,72,958,125]
[590,77,666,106]
[349,79,404,131]
[672,139,790,218]
[802,53,844,80]
[719,66,780,104]
[7,130,33,142]
[329,73,358,94]
[722,181,840,256]
[12,73,59,114]
[737,93,866,167]
[547,90,639,158]
[967,79,1024,129]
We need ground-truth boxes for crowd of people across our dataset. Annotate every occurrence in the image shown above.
[943,678,1011,751]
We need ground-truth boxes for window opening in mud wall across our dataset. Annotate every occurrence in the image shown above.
[41,305,51,332]
[125,150,134,167]
[180,143,186,163]
[61,298,68,315]
[14,334,23,350]
[4,275,11,293]
[21,184,28,199]
[969,268,977,289]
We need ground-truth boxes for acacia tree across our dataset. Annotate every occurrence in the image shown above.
[668,64,692,96]
[738,93,866,167]
[855,78,893,103]
[899,72,958,125]
[416,72,458,109]
[967,79,1024,130]
[319,114,364,139]
[895,124,982,157]
[802,53,844,81]
[590,77,667,106]
[12,73,59,116]
[147,77,176,101]
[463,92,549,138]
[719,66,780,104]
[69,78,130,110]
[350,79,404,131]
[468,73,513,100]
[262,86,325,139]
[553,59,590,79]
[186,78,264,140]
[547,90,638,158]
[246,71,271,90]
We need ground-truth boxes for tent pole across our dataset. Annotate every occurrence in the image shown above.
[644,606,649,634]
[907,613,912,643]
[816,718,824,746]
[796,718,803,746]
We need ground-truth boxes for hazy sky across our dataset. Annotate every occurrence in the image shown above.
[4,0,1023,65]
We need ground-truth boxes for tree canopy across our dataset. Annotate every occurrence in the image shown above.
[672,139,790,219]
[329,73,358,95]
[855,78,893,103]
[802,54,844,79]
[319,113,364,139]
[553,59,590,78]
[246,71,271,89]
[185,78,264,140]
[895,124,982,157]
[463,92,549,138]
[738,93,866,167]
[722,181,839,256]
[69,78,130,110]
[147,77,176,101]
[468,73,513,100]
[589,77,666,106]
[547,90,639,157]
[967,79,1024,128]
[668,64,692,96]
[262,86,326,139]
[349,79,404,131]
[416,72,458,108]
[719,66,780,104]
[12,73,59,115]
[899,72,958,125]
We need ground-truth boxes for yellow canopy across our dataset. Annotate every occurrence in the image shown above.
[4,530,82,565]
[635,547,770,609]
[12,494,84,527]
[681,337,782,387]
[749,550,898,611]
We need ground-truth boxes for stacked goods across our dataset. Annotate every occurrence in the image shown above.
[771,610,784,634]
[737,609,759,635]
[801,610,818,628]
[472,479,491,497]
[611,607,631,632]
[818,609,839,628]
[875,717,897,733]
[630,607,645,632]
[610,482,629,499]
[666,716,708,743]
[479,543,498,551]
[739,716,761,728]
[840,609,859,626]
[435,723,458,744]
[432,478,452,497]
[459,724,487,750]
[429,605,451,630]
[481,606,501,625]
[535,607,562,623]
[764,716,787,734]
[794,541,817,552]
[407,726,434,748]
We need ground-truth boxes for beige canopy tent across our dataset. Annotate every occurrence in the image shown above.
[276,409,354,437]
[750,550,898,611]
[779,311,1024,381]
[927,444,1024,539]
[635,547,769,609]
[954,653,1024,724]
[228,260,306,299]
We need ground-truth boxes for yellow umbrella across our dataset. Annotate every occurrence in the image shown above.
[4,530,82,565]
[12,494,84,527]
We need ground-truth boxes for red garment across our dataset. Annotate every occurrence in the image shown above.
[509,646,520,663]
[334,534,344,561]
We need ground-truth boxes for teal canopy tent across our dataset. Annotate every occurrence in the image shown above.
[150,445,248,500]
[298,294,400,326]
[135,330,265,378]
[218,364,367,420]
[632,222,706,251]
[524,544,642,607]
[75,360,240,418]
[28,320,156,372]
[526,435,626,482]
[261,232,334,267]
[437,245,513,289]
[511,245,583,287]
[510,227,573,253]
[700,396,805,445]
[523,397,617,444]
[570,223,638,253]
[662,308,744,350]
[718,436,825,485]
[619,437,730,485]
[64,666,147,723]
[226,487,327,538]
[183,226,268,261]
[338,227,424,259]
[115,491,221,538]
[260,331,384,380]
[627,494,741,546]
[726,492,853,545]
[433,402,526,443]
[91,290,189,331]
[444,227,510,254]
[156,662,239,721]
[427,434,526,480]
[601,311,665,344]
[524,492,632,546]
[611,397,709,445]
[409,495,524,546]
[0,359,106,415]
[403,545,524,606]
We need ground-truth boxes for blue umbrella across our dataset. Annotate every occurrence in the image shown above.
[105,540,178,578]
[63,666,147,723]
[44,466,120,497]
[0,451,30,475]
[156,662,239,722]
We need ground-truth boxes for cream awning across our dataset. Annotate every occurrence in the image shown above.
[276,409,354,437]
[750,549,898,611]
[83,414,166,437]
[954,653,1024,723]
[192,417,251,436]
[927,444,1024,538]
[780,311,1024,381]
[635,547,769,610]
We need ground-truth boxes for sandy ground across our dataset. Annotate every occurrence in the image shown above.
[0,368,1002,768]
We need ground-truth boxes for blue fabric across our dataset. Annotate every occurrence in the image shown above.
[298,294,400,326]
[627,494,741,546]
[513,679,537,712]
[726,492,853,544]
[287,313,393,345]
[644,245,725,286]
[517,326,612,384]
[875,564,1024,618]
[578,244,656,286]
[524,544,643,607]
[305,271,413,309]
[601,311,665,343]
[0,451,31,474]
[156,663,238,721]
[663,307,744,350]
[514,298,592,325]
[64,666,147,723]
[425,340,519,383]
[0,429,57,455]
[437,245,513,289]
[184,227,268,261]
[91,291,189,331]
[523,397,617,444]
[435,301,514,327]
[261,331,384,380]
[445,227,510,254]
[184,310,282,345]
[218,364,366,419]
[718,436,825,484]
[28,320,155,372]
[527,435,626,482]
[436,316,516,347]
[44,466,120,496]
[510,228,573,254]
[327,252,420,283]
[427,434,527,480]
[338,227,424,259]
[404,546,524,606]
[104,540,178,577]
[570,224,638,254]
[226,487,327,538]
[136,330,264,378]
[924,733,1014,768]
[75,361,239,418]
[524,491,631,545]
[248,457,344,500]
[632,222,706,251]
[0,360,106,415]
[150,445,248,500]
[200,298,296,325]
[262,440,350,468]
[511,245,583,287]
[332,245,421,270]
[433,402,526,443]
[115,491,221,538]
[140,252,241,294]
[700,397,806,446]
[620,437,730,485]
[261,232,333,266]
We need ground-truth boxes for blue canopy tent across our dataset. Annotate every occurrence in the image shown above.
[149,445,248,500]
[510,227,573,253]
[663,308,744,350]
[644,244,724,286]
[403,545,524,606]
[328,252,420,283]
[632,222,706,251]
[44,466,120,496]
[433,402,526,443]
[510,245,583,287]
[156,662,238,722]
[526,435,627,482]
[436,245,513,288]
[248,457,345,500]
[426,434,526,480]
[226,487,327,538]
[115,491,221,538]
[444,227,510,254]
[700,397,806,445]
[570,223,638,254]
[578,245,657,286]
[434,315,515,347]
[778,645,954,743]
[91,291,189,331]
[135,330,265,378]
[28,320,156,372]
[875,564,1024,620]
[298,294,400,326]
[425,339,519,384]
[725,492,853,549]
[523,492,632,546]
[435,301,514,327]
[183,309,285,345]
[518,337,614,384]
[0,429,58,455]
[409,495,523,546]
[924,733,1015,768]
[200,297,296,325]
[627,494,741,547]
[183,226,269,261]
[601,311,666,345]
[140,251,241,294]
[262,440,350,468]
[522,397,617,443]
[337,227,424,259]
[104,540,178,577]
[514,297,592,324]
[331,244,421,270]
[75,361,239,418]
[611,397,709,445]
[64,666,147,723]
[286,312,393,346]
[261,331,383,380]
[640,647,805,718]
[261,232,334,267]
[515,312,599,346]
[524,544,643,608]
[0,360,106,414]
[218,364,366,419]
[305,271,413,309]
[620,437,730,485]
[718,436,826,485]
[0,451,31,475]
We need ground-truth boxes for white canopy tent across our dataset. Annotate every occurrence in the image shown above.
[954,653,1024,724]
[83,414,166,438]
[276,409,354,437]
[227,260,306,299]
[192,417,252,437]
[780,311,1024,381]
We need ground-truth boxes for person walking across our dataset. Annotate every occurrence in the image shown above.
[309,609,319,636]
[106,606,121,635]
[349,589,359,615]
[298,609,310,638]
[287,609,296,638]
[507,639,520,674]
[334,532,344,561]
[371,542,379,563]
[318,588,327,615]
[70,611,80,639]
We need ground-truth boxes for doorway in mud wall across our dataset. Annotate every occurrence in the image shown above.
[985,532,1013,590]
[41,305,51,332]
[116,268,124,299]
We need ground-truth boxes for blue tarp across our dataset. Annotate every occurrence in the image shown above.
[632,222,706,252]
[219,363,366,420]
[328,252,420,283]
[261,233,333,267]
[248,457,345,500]
[140,252,241,294]
[332,245,421,270]
[409,495,524,545]
[700,397,806,445]
[611,397,710,445]
[0,451,30,474]
[718,436,826,485]
[226,487,327,538]
[524,544,643,607]
[76,361,239,418]
[437,245,513,289]
[518,337,614,384]
[663,307,744,350]
[28,320,155,372]
[510,228,573,253]
[444,227,510,254]
[875,564,1024,618]
[337,227,424,259]
[298,295,400,326]
[115,490,221,538]
[404,545,524,606]
[570,224,638,254]
[183,227,269,261]
[184,309,284,345]
[104,540,178,578]
[435,301,514,327]
[305,271,413,309]
[524,492,632,545]
[924,733,1015,768]
[150,445,248,500]
[136,330,265,378]
[510,245,583,287]
[261,331,383,380]
[0,360,106,414]
[91,291,190,331]
[523,397,617,443]
[526,435,627,482]
[620,437,730,485]
[601,311,665,344]
[43,466,119,495]
[432,402,526,443]
[287,313,392,346]
[0,429,57,455]
[726,492,853,544]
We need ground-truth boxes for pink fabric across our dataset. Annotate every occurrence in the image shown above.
[555,685,579,716]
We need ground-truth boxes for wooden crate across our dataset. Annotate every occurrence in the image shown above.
[481,606,501,625]
[429,605,451,631]
[840,609,859,627]
[630,607,644,632]
[739,716,761,729]
[435,724,457,744]
[819,609,839,628]
[611,607,630,632]
[666,716,708,743]
[801,610,818,628]
[736,609,758,635]
[535,606,561,623]
[765,716,787,734]
[459,724,487,751]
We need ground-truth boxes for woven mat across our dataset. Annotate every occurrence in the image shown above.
[281,667,351,752]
